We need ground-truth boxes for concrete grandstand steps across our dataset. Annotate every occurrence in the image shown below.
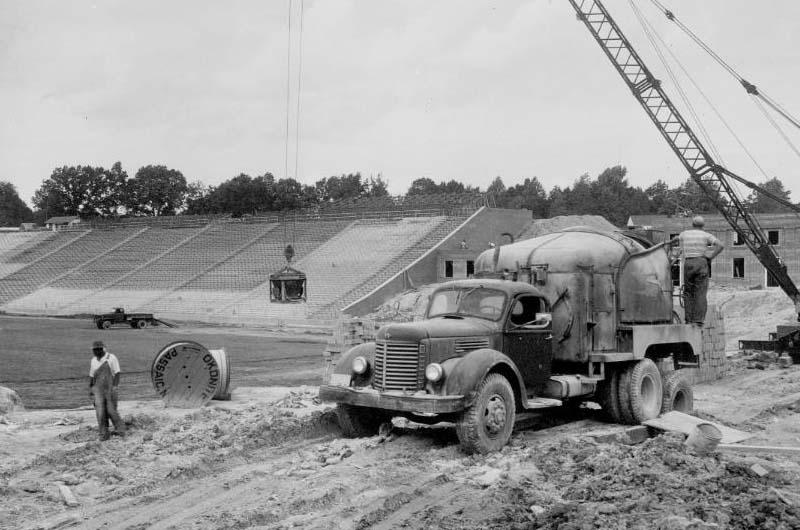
[4,230,87,264]
[0,229,135,305]
[290,216,443,316]
[24,226,210,315]
[0,232,56,279]
[182,218,353,293]
[310,214,469,318]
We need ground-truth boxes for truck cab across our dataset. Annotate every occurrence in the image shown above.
[320,227,702,453]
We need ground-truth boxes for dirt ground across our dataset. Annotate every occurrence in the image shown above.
[2,288,800,529]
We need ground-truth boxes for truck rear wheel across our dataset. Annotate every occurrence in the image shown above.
[136,320,147,329]
[101,320,111,330]
[617,358,663,424]
[596,369,624,423]
[661,371,693,413]
[456,373,515,454]
[336,404,389,437]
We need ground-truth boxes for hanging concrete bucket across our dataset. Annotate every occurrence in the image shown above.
[685,423,722,455]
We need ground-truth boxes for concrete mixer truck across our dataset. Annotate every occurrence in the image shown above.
[320,227,702,454]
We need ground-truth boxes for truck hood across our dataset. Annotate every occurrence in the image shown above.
[377,317,497,342]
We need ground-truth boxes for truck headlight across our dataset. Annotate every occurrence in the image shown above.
[425,363,444,383]
[351,356,369,375]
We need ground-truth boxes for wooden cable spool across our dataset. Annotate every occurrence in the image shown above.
[151,341,231,408]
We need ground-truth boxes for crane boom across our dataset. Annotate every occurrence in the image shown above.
[567,0,800,319]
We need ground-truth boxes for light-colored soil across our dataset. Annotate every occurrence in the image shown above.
[2,287,800,529]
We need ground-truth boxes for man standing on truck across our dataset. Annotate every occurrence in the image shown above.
[88,340,126,441]
[671,216,724,326]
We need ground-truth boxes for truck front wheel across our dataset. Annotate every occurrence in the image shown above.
[617,358,663,424]
[336,404,389,437]
[456,373,515,454]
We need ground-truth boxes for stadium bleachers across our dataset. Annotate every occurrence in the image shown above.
[311,213,472,318]
[0,197,485,325]
[212,216,444,321]
[0,229,143,306]
[0,231,55,278]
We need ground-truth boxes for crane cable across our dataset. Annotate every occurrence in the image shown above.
[284,0,293,182]
[649,0,800,155]
[294,0,305,185]
[627,1,724,165]
[629,0,750,207]
[631,3,771,180]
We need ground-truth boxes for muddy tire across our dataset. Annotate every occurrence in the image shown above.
[617,358,663,424]
[101,320,111,330]
[661,371,693,414]
[596,369,624,423]
[336,404,388,437]
[456,373,515,455]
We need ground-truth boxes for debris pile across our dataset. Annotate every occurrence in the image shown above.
[497,433,800,529]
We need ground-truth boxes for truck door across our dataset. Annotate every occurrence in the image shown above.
[503,295,553,395]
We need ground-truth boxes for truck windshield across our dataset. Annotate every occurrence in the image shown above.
[427,287,507,321]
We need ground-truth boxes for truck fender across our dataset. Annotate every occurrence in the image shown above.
[441,349,527,410]
[332,342,376,376]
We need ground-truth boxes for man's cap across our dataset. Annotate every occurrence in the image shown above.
[692,215,705,228]
[92,340,105,350]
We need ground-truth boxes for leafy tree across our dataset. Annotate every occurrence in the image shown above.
[0,182,34,226]
[366,174,389,197]
[315,173,366,202]
[126,165,188,216]
[672,177,721,215]
[500,177,549,217]
[406,177,440,196]
[745,177,795,213]
[32,163,128,218]
[273,178,305,210]
[486,176,506,198]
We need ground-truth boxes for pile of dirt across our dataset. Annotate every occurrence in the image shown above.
[518,215,618,240]
[0,392,340,529]
[494,432,800,529]
[709,287,795,351]
[367,284,437,322]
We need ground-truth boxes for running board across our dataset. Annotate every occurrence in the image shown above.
[525,397,562,409]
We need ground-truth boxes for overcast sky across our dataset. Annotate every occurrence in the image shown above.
[2,0,799,209]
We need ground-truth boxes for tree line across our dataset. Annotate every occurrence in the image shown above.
[0,162,795,227]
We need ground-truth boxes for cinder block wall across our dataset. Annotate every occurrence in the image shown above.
[683,304,727,384]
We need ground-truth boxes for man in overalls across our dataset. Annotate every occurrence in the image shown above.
[88,341,126,441]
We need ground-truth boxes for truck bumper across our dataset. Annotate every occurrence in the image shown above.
[318,384,467,414]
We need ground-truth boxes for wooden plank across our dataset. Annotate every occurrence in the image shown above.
[642,410,752,444]
[718,444,800,456]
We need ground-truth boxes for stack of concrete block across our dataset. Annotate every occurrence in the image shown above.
[683,304,727,384]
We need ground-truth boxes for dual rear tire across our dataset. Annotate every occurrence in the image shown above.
[599,359,693,424]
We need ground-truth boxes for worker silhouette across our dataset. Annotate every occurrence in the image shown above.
[88,341,126,441]
[671,216,724,326]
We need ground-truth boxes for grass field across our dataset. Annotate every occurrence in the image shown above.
[0,315,327,409]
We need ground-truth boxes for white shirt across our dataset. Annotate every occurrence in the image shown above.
[89,352,121,377]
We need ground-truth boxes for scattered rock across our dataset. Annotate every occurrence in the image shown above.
[0,386,24,415]
[59,474,80,486]
[472,467,503,488]
[57,484,79,507]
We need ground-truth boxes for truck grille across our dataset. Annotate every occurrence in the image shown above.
[373,340,422,391]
